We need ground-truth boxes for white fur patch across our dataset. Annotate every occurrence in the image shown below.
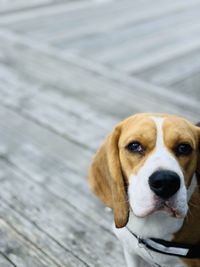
[128,117,188,219]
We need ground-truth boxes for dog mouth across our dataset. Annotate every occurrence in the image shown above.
[130,193,187,219]
[160,202,184,218]
[150,197,186,218]
[134,200,185,219]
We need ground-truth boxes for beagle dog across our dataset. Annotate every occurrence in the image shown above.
[89,113,200,267]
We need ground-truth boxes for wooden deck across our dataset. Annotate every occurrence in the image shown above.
[0,0,199,266]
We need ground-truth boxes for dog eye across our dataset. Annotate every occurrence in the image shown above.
[175,143,193,156]
[126,142,144,154]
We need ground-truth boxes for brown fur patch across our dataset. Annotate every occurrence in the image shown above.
[163,117,199,188]
[118,115,157,180]
[171,124,200,267]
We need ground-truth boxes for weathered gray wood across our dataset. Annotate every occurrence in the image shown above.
[0,200,95,267]
[2,0,200,78]
[0,253,16,267]
[0,104,91,175]
[0,0,125,25]
[133,48,200,103]
[0,105,112,228]
[0,0,50,13]
[1,0,200,102]
[119,34,200,73]
[85,6,200,61]
[100,17,200,69]
[171,72,200,103]
[0,102,124,266]
[0,158,125,267]
[0,218,58,267]
[0,63,116,151]
[136,48,200,87]
[0,30,199,122]
[39,0,198,43]
[0,0,83,15]
[4,0,199,42]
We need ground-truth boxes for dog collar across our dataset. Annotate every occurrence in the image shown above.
[126,227,200,258]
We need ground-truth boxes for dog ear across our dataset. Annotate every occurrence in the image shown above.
[89,125,129,228]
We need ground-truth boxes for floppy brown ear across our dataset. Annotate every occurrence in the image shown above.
[89,126,129,228]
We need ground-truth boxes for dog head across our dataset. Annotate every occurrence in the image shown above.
[89,113,200,228]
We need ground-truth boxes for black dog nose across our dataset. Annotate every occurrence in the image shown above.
[149,170,181,199]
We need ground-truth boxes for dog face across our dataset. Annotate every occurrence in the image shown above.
[89,113,200,228]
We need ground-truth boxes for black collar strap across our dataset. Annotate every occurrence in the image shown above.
[126,227,200,258]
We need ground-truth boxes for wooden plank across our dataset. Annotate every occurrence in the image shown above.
[0,105,91,177]
[0,0,130,25]
[0,200,93,267]
[0,0,97,23]
[0,218,58,267]
[0,105,111,229]
[118,27,200,72]
[0,158,125,267]
[0,253,15,267]
[135,48,200,87]
[19,0,200,43]
[0,0,83,15]
[171,72,200,102]
[0,30,199,122]
[35,0,177,43]
[0,63,116,151]
[0,33,142,119]
[0,0,63,14]
[91,9,200,65]
[59,6,199,52]
[0,93,122,265]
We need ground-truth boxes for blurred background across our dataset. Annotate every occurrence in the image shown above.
[0,0,199,266]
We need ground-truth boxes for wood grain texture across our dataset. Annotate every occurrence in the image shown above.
[0,30,199,122]
[0,158,125,267]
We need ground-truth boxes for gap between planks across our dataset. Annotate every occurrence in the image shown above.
[0,30,199,121]
[0,157,124,267]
